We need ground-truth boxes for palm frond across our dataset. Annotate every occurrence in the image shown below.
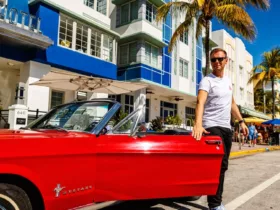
[258,71,267,82]
[235,0,270,10]
[197,0,206,8]
[253,64,267,73]
[215,4,256,41]
[168,17,193,52]
[156,2,190,23]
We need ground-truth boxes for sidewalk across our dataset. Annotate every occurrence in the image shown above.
[230,142,280,158]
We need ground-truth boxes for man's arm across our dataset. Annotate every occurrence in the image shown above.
[231,96,248,136]
[192,90,210,140]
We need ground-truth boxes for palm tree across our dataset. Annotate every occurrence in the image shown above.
[249,47,280,119]
[254,89,280,115]
[156,0,270,76]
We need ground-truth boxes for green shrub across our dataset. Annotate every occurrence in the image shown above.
[164,115,182,126]
[112,109,128,126]
[151,117,163,131]
[173,115,182,126]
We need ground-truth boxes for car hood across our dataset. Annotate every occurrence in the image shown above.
[0,129,92,139]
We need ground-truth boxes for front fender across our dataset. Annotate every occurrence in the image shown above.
[0,163,46,198]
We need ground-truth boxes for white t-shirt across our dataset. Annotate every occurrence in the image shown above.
[198,73,233,129]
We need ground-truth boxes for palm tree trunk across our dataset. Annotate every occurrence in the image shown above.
[204,20,210,76]
[272,77,275,119]
[263,82,266,114]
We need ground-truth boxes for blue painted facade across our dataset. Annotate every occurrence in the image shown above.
[1,0,117,79]
[117,0,172,87]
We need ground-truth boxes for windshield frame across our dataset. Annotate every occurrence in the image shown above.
[26,99,121,135]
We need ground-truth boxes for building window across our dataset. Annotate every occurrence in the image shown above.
[103,34,113,62]
[51,91,64,108]
[119,42,137,65]
[59,14,114,63]
[146,99,150,122]
[120,4,129,24]
[108,95,121,103]
[179,58,188,78]
[125,95,134,114]
[120,1,138,25]
[145,43,159,68]
[180,31,188,45]
[185,107,195,126]
[160,101,177,119]
[146,1,157,23]
[130,1,138,21]
[84,0,107,15]
[97,0,107,15]
[59,16,73,49]
[76,22,88,53]
[84,0,94,9]
[90,29,102,58]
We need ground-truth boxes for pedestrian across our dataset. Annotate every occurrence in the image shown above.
[248,123,256,147]
[253,127,258,146]
[192,48,249,210]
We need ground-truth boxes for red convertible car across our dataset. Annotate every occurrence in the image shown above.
[0,99,224,210]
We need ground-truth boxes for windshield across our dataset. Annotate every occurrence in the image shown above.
[27,101,113,132]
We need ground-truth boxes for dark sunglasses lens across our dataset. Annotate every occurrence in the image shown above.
[211,58,224,62]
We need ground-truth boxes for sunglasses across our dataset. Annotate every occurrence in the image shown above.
[210,57,227,63]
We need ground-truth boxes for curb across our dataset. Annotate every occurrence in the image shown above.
[230,146,280,159]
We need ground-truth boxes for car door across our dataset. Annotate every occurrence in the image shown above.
[94,109,224,202]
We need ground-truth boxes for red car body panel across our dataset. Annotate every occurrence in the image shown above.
[0,129,224,210]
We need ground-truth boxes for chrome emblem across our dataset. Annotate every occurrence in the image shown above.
[54,184,65,197]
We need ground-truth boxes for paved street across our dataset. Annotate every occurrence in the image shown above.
[101,151,280,210]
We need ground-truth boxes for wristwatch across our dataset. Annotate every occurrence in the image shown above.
[238,119,245,124]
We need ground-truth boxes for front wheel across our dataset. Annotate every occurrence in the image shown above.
[0,184,32,210]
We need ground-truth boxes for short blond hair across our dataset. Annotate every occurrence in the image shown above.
[210,48,227,57]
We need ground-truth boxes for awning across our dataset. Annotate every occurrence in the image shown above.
[235,117,266,124]
[239,106,271,120]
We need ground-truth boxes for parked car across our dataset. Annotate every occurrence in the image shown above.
[0,99,224,210]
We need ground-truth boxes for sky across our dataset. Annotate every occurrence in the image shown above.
[212,0,280,66]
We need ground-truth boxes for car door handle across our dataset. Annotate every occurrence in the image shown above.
[205,140,222,145]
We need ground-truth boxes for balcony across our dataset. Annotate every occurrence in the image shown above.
[115,20,165,48]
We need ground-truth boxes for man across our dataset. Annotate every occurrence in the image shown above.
[192,48,248,210]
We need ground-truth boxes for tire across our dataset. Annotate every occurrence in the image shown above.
[0,184,32,210]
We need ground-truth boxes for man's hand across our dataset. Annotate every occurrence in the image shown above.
[192,125,210,141]
[240,122,249,137]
